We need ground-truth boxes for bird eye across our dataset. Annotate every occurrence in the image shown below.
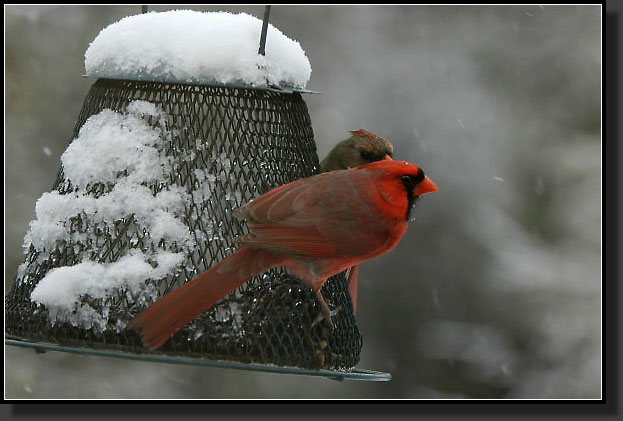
[402,169,425,186]
[360,150,371,160]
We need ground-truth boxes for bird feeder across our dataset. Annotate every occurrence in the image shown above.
[5,7,390,381]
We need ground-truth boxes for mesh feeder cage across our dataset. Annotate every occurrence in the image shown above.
[6,8,391,382]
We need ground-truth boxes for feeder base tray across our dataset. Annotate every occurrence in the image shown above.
[5,337,391,382]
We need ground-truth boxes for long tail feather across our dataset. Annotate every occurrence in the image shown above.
[346,264,360,315]
[129,245,286,350]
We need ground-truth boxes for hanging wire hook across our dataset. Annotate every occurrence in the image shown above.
[258,5,272,56]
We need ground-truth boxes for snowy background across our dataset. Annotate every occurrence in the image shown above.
[5,5,601,399]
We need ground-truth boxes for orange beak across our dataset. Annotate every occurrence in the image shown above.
[383,154,393,161]
[414,175,438,196]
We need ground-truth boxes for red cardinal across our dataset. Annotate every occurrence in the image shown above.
[129,160,437,350]
[320,129,394,314]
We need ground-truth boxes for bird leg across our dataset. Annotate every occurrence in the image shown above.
[311,289,340,330]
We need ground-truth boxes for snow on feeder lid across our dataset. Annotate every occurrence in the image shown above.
[84,9,312,91]
[6,8,390,381]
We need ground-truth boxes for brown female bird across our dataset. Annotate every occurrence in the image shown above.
[320,129,394,172]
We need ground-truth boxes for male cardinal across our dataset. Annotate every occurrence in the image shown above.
[129,160,437,350]
[320,129,395,314]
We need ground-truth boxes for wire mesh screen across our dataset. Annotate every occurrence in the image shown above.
[5,78,363,370]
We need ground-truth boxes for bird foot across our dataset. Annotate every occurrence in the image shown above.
[311,290,341,330]
[310,306,342,330]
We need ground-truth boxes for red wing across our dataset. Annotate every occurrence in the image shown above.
[233,172,337,257]
[233,173,330,223]
[237,221,337,257]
